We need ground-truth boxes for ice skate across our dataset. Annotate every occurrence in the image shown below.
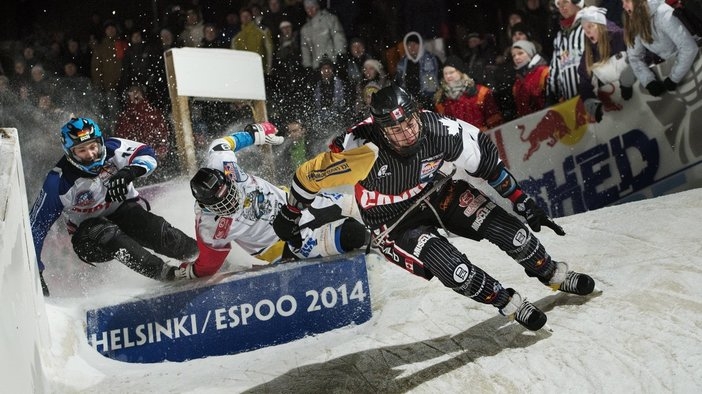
[499,288,547,331]
[548,262,596,295]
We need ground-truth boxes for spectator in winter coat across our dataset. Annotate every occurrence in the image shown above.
[576,6,635,121]
[434,55,504,131]
[114,84,174,179]
[511,40,550,117]
[394,31,441,110]
[299,0,347,70]
[232,8,273,74]
[548,0,586,103]
[178,7,205,48]
[622,0,698,97]
[353,59,388,120]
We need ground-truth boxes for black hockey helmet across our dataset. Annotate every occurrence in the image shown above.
[190,167,242,216]
[370,85,424,156]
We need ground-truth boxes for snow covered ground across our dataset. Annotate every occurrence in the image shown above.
[40,180,702,393]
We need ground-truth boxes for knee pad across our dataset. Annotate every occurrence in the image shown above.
[339,219,369,251]
[72,217,121,263]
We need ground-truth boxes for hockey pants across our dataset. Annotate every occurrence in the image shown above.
[374,180,557,306]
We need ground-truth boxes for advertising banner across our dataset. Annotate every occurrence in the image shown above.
[486,57,702,217]
[86,254,371,363]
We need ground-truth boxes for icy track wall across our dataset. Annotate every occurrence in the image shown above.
[0,128,50,393]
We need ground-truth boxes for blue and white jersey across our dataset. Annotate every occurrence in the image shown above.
[29,137,157,270]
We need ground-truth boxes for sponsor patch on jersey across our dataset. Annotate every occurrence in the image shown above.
[453,263,470,283]
[471,202,495,231]
[460,191,488,216]
[377,164,392,178]
[75,190,95,207]
[308,159,351,182]
[214,216,234,240]
[419,159,442,183]
[222,161,242,182]
[412,233,435,256]
[513,228,528,246]
[212,142,231,151]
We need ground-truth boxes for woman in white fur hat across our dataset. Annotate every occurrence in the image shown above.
[576,6,635,122]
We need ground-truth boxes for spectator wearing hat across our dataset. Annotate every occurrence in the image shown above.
[394,31,441,110]
[576,6,634,122]
[353,58,388,121]
[460,32,498,87]
[511,40,550,117]
[434,55,504,131]
[548,0,586,103]
[299,0,347,70]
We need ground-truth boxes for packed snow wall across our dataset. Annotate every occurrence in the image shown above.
[0,128,50,392]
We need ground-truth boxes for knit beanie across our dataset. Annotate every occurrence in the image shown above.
[443,55,468,75]
[512,40,537,58]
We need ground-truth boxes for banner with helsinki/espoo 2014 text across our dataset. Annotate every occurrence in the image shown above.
[86,253,371,363]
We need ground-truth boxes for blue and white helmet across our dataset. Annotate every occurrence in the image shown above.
[60,117,106,174]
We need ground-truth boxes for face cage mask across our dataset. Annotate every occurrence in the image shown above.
[379,113,423,157]
[200,184,242,216]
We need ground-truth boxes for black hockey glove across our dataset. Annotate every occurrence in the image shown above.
[273,204,302,248]
[513,195,566,236]
[663,77,678,92]
[106,166,145,202]
[645,80,666,97]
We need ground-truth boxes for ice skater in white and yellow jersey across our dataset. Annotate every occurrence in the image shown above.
[175,122,368,279]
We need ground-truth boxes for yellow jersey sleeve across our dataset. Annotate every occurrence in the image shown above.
[292,143,379,200]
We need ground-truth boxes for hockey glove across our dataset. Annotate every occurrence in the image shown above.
[106,166,145,202]
[645,80,666,97]
[513,195,566,236]
[245,122,284,146]
[272,204,302,248]
[620,85,633,101]
[663,77,678,92]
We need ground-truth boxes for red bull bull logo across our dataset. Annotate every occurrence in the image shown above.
[518,98,589,161]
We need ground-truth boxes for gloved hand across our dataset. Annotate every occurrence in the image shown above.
[620,85,633,101]
[645,80,666,97]
[39,270,50,296]
[513,195,566,236]
[245,122,284,146]
[663,77,678,92]
[173,262,198,280]
[272,204,302,248]
[105,166,143,202]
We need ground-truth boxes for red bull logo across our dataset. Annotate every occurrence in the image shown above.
[518,97,589,161]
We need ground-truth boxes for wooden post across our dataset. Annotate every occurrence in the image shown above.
[164,50,198,175]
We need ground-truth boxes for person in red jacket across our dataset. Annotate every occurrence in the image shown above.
[433,55,504,131]
[114,84,176,180]
[511,40,550,117]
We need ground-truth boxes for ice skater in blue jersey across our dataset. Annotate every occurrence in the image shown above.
[29,117,198,296]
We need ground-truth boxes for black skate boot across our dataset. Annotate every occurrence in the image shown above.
[499,288,547,331]
[548,262,595,295]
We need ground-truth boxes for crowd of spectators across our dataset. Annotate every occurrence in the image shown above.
[1,0,699,191]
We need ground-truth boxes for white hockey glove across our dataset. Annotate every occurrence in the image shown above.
[245,122,285,146]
